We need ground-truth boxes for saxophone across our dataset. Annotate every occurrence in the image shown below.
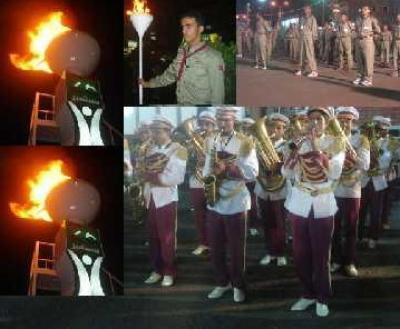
[253,117,286,192]
[203,133,219,206]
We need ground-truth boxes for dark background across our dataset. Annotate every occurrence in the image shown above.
[0,0,123,145]
[124,0,236,105]
[0,146,123,295]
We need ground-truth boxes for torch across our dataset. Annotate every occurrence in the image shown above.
[127,0,153,105]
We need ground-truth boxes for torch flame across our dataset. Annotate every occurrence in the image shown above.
[9,11,71,73]
[127,0,151,15]
[9,160,71,222]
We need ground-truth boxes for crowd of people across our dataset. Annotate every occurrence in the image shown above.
[124,106,399,317]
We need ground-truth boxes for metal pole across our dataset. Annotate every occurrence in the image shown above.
[139,36,144,105]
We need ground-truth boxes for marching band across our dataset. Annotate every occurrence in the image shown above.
[124,107,400,317]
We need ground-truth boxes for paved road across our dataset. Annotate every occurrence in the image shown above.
[124,184,400,329]
[237,58,400,107]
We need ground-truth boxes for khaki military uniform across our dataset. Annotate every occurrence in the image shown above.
[298,15,318,72]
[324,28,334,63]
[255,17,274,67]
[148,42,225,105]
[285,28,298,61]
[355,16,381,82]
[393,24,400,75]
[380,31,393,64]
[338,21,353,69]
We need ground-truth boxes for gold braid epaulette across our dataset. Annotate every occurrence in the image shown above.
[237,132,255,157]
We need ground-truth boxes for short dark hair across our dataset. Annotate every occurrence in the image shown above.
[180,11,205,26]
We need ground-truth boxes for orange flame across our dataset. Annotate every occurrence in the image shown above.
[127,0,151,15]
[9,11,71,73]
[9,160,71,222]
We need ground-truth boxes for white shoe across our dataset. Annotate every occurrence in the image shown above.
[330,262,341,273]
[259,254,275,266]
[233,288,246,303]
[290,298,316,311]
[277,256,287,267]
[144,272,162,284]
[368,239,377,249]
[192,245,209,256]
[262,66,268,70]
[344,264,359,277]
[295,70,302,76]
[161,275,174,287]
[254,65,260,69]
[307,71,318,78]
[316,302,330,317]
[353,77,362,85]
[208,284,231,299]
[360,79,372,87]
[249,228,260,236]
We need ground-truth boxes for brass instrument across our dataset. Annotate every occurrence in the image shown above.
[360,121,381,176]
[253,117,286,191]
[326,117,357,159]
[203,141,219,206]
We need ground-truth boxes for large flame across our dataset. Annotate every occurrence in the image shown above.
[9,11,71,73]
[127,0,151,15]
[9,160,71,222]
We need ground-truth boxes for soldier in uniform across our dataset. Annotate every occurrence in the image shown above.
[295,5,319,78]
[189,111,217,256]
[353,6,381,86]
[380,25,392,67]
[139,11,225,105]
[254,12,273,70]
[143,116,187,287]
[286,24,298,62]
[392,14,400,77]
[337,14,353,70]
[332,107,370,277]
[359,116,392,249]
[283,107,345,317]
[204,108,258,303]
[255,113,289,267]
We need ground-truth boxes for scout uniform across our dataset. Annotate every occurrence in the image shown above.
[354,15,381,85]
[332,107,370,277]
[255,113,289,267]
[338,21,354,70]
[359,116,392,249]
[296,14,318,77]
[143,116,187,287]
[283,107,345,317]
[380,29,393,66]
[148,42,225,105]
[254,15,274,69]
[189,111,216,256]
[204,108,258,303]
[392,22,400,77]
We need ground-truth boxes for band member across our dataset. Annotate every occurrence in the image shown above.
[283,107,345,317]
[139,11,225,105]
[392,14,400,77]
[359,116,392,249]
[295,5,318,78]
[337,14,354,70]
[353,6,380,86]
[189,111,217,255]
[380,25,392,67]
[204,108,258,303]
[143,116,187,287]
[332,107,370,277]
[241,117,259,236]
[255,113,289,267]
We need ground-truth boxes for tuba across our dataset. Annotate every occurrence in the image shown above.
[253,117,286,192]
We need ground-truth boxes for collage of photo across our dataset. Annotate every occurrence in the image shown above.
[0,0,399,328]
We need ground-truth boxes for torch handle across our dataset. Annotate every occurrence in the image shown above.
[139,36,143,105]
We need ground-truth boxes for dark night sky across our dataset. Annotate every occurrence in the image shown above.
[0,147,123,295]
[124,0,236,105]
[0,0,123,144]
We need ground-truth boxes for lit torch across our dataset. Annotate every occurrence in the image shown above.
[127,0,153,105]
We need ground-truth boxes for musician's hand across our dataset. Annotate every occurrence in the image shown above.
[138,78,150,88]
[214,161,226,176]
[344,151,357,169]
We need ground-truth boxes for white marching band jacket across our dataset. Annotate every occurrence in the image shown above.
[203,131,259,215]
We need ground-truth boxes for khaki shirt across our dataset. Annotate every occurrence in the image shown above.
[255,17,273,35]
[299,15,318,40]
[381,31,393,42]
[338,21,353,38]
[394,24,400,39]
[148,42,225,105]
[355,16,380,39]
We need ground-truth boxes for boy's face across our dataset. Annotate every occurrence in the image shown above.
[181,17,204,44]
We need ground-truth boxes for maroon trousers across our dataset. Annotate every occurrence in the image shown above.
[290,211,334,304]
[207,210,247,289]
[258,197,286,256]
[333,198,360,265]
[359,181,384,241]
[147,198,177,277]
[246,182,258,229]
[189,188,208,246]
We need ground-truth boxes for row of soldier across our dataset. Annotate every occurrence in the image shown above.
[124,107,399,317]
[237,5,400,85]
